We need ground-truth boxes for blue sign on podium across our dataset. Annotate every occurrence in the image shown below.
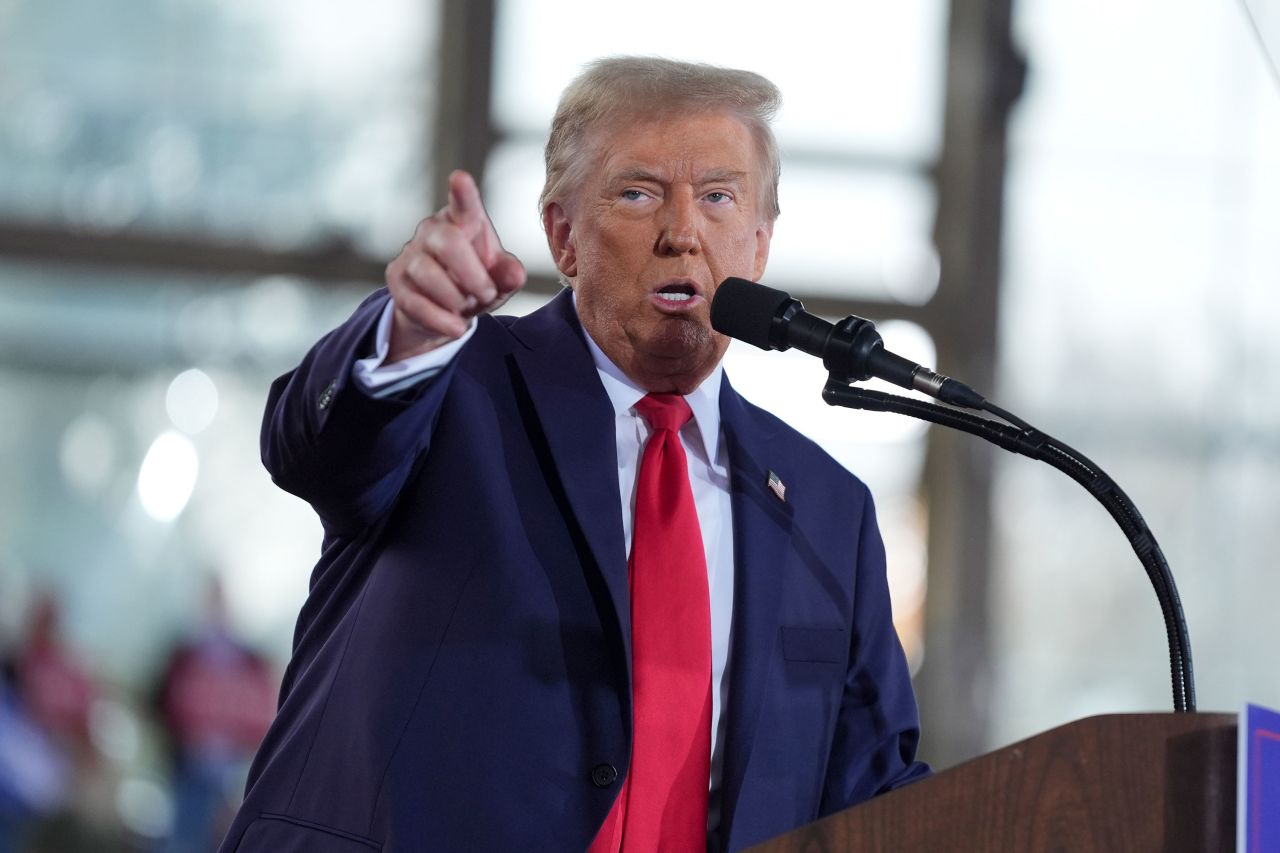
[1241,703,1280,853]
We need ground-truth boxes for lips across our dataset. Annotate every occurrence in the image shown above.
[651,278,704,310]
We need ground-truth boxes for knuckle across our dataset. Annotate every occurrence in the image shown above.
[412,218,436,241]
[423,275,468,310]
[422,221,465,254]
[403,253,427,281]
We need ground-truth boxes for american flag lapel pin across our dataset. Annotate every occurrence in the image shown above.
[767,470,787,502]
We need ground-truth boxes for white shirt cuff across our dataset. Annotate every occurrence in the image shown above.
[352,300,478,397]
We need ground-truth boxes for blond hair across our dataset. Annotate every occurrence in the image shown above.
[540,56,782,221]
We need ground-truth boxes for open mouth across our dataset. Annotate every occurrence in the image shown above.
[654,281,700,304]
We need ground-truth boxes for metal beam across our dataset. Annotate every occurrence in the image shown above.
[432,0,499,207]
[915,0,1026,769]
[0,220,386,284]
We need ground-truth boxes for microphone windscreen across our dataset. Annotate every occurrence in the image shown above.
[711,277,792,350]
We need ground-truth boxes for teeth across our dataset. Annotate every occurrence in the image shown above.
[659,292,692,302]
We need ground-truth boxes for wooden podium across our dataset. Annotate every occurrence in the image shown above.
[748,713,1237,852]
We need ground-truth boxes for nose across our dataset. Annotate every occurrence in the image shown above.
[656,189,700,256]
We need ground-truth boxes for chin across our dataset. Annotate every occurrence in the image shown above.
[640,320,726,377]
[647,315,711,353]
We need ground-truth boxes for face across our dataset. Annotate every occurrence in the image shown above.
[543,110,774,394]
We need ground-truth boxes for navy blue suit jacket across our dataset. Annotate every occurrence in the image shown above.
[220,289,928,853]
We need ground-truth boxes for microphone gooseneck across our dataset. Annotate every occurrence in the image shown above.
[711,276,1196,713]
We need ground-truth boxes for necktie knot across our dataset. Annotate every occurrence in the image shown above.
[634,393,693,434]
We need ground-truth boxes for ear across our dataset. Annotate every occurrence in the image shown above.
[542,202,577,280]
[752,220,774,281]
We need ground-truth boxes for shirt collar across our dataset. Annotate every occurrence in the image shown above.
[573,293,723,465]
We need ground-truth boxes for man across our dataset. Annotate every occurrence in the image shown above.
[221,57,928,853]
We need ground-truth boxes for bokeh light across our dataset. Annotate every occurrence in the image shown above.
[136,431,199,522]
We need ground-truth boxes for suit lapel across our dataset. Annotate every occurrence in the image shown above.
[716,381,794,848]
[507,291,632,668]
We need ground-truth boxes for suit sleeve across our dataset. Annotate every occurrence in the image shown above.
[819,487,931,813]
[259,288,463,535]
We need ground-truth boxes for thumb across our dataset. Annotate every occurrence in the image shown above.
[490,251,527,294]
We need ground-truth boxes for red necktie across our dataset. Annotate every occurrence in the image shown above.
[590,393,712,852]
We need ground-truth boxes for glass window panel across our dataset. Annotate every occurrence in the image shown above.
[768,165,938,302]
[0,263,382,682]
[1243,0,1280,70]
[492,0,947,162]
[1012,0,1235,161]
[0,0,437,255]
[995,0,1280,747]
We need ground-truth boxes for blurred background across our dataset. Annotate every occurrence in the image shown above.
[0,0,1277,849]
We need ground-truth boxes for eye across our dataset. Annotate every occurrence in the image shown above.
[705,191,733,204]
[621,189,649,201]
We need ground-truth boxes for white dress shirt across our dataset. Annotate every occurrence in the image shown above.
[352,303,478,396]
[353,298,738,823]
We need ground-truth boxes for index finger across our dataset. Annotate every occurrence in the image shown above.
[445,170,499,261]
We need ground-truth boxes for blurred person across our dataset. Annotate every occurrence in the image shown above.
[0,658,69,853]
[154,580,275,853]
[224,57,929,852]
[12,595,97,760]
[6,592,106,852]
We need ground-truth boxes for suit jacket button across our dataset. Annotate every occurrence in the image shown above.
[591,764,617,788]
[317,380,337,411]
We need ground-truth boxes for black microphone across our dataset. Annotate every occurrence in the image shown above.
[711,277,985,409]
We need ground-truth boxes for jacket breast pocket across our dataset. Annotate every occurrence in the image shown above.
[231,814,382,852]
[780,626,847,665]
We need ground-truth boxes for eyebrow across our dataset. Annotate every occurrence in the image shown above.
[612,167,666,184]
[696,169,749,186]
[610,167,750,186]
